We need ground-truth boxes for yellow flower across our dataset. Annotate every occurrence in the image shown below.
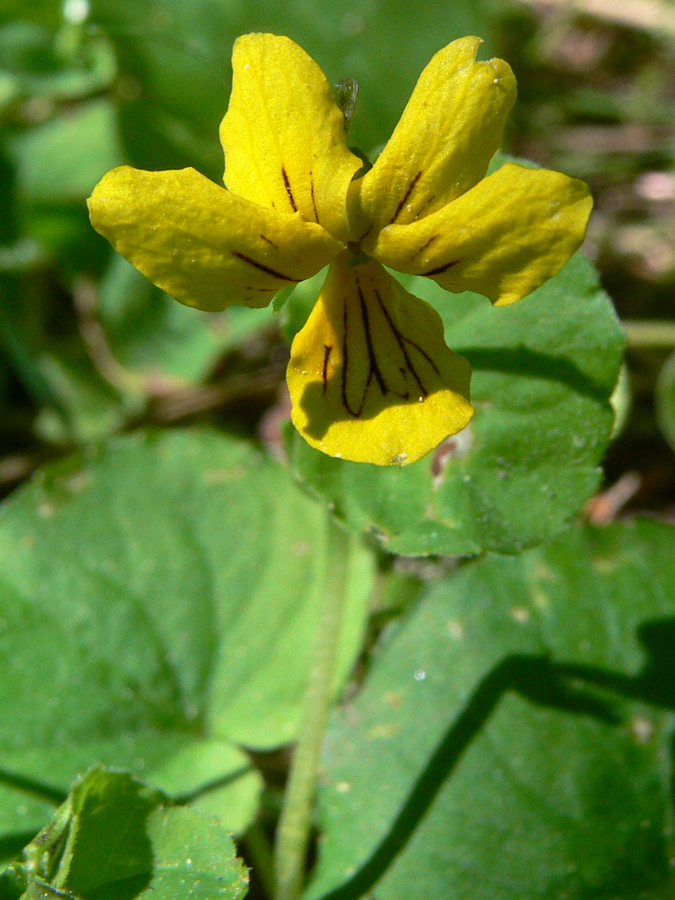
[88,34,592,467]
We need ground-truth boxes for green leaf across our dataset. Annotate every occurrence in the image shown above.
[272,286,296,315]
[148,741,262,836]
[140,805,249,900]
[33,348,132,446]
[280,269,326,347]
[308,518,675,900]
[655,349,675,453]
[97,256,275,388]
[10,99,124,206]
[290,251,624,556]
[0,71,19,113]
[52,769,166,895]
[0,20,116,101]
[7,96,124,263]
[0,787,56,849]
[15,768,249,900]
[0,429,373,840]
[1,737,262,841]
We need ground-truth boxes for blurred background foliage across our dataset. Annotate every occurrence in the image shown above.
[0,0,675,509]
[0,0,675,896]
[0,0,674,517]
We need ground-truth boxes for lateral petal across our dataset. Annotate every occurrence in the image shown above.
[88,166,343,312]
[287,255,473,466]
[220,33,363,243]
[367,162,593,307]
[350,36,516,237]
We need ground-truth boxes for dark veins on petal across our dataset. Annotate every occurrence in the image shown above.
[231,251,298,282]
[322,344,332,395]
[390,170,422,224]
[414,192,436,220]
[281,166,298,212]
[310,173,320,224]
[409,233,440,261]
[422,259,460,277]
[340,274,438,418]
[259,233,279,249]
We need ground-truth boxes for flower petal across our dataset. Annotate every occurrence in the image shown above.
[349,36,516,237]
[88,166,343,312]
[220,34,363,243]
[287,255,473,466]
[367,162,593,306]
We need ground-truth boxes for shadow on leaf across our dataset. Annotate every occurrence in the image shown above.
[457,345,610,402]
[318,616,675,900]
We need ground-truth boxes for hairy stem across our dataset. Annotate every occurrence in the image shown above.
[274,518,351,900]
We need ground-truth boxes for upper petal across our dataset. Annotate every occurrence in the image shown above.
[367,162,593,306]
[88,166,343,312]
[349,36,516,237]
[220,33,363,243]
[287,255,473,466]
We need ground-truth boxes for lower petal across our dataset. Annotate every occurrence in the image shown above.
[367,162,593,307]
[88,166,343,312]
[287,255,473,466]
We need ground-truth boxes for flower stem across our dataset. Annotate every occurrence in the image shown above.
[274,517,351,900]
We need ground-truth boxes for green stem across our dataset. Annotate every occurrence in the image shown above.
[274,517,351,900]
[623,320,675,348]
